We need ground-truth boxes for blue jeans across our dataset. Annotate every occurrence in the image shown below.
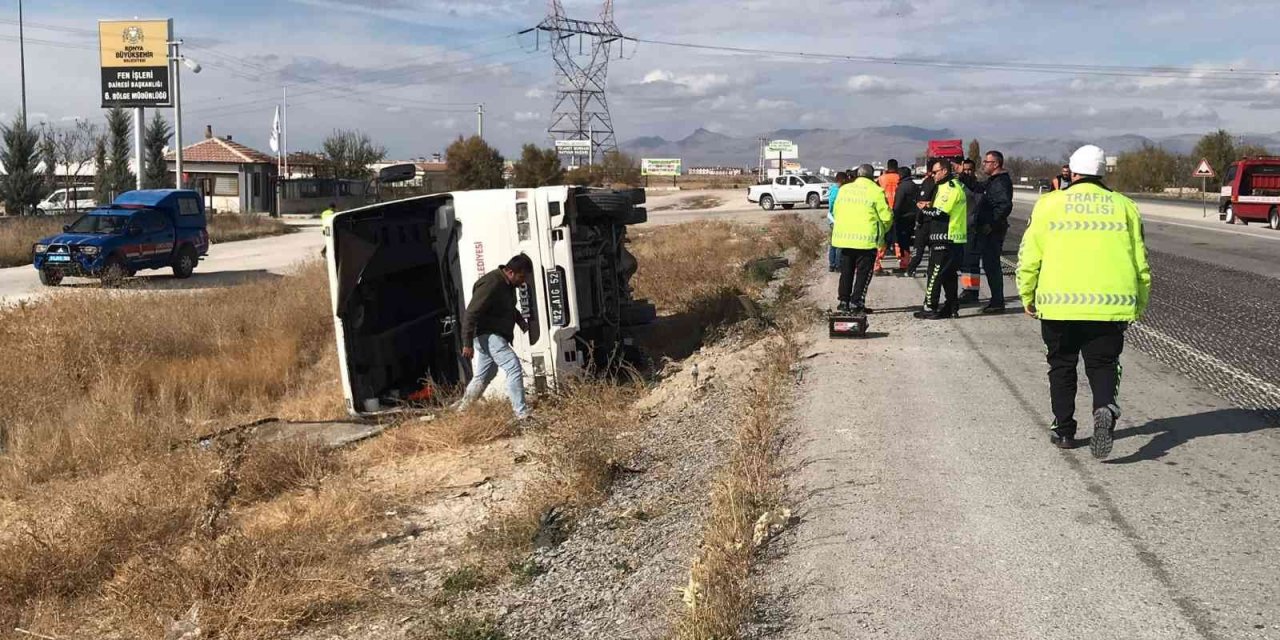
[828,222,839,269]
[460,334,529,419]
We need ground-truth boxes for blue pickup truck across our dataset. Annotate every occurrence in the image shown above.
[31,189,210,286]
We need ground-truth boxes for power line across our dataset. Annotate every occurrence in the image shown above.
[632,37,1280,80]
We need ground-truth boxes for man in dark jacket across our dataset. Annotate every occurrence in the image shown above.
[905,171,936,277]
[892,166,920,272]
[457,254,533,419]
[977,150,1015,313]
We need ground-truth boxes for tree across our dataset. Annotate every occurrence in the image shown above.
[601,150,642,186]
[38,125,58,195]
[142,111,173,189]
[45,120,100,211]
[1112,143,1180,193]
[511,144,563,188]
[1238,143,1270,159]
[92,136,109,205]
[1193,129,1236,190]
[319,129,386,181]
[564,164,604,187]
[0,115,44,215]
[968,139,981,165]
[1004,156,1061,181]
[445,135,505,190]
[104,107,135,198]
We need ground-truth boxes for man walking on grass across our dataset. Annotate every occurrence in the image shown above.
[1018,145,1151,459]
[457,254,534,420]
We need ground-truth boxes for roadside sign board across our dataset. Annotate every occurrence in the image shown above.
[99,19,173,108]
[554,139,592,154]
[766,139,799,160]
[1192,158,1216,178]
[641,158,681,176]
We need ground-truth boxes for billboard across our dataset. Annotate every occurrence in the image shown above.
[99,19,173,108]
[554,139,592,154]
[641,158,682,176]
[766,139,799,160]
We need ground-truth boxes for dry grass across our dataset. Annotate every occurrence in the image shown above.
[0,213,291,268]
[207,213,292,244]
[0,215,71,267]
[0,261,371,638]
[477,378,639,557]
[675,220,822,638]
[0,214,828,638]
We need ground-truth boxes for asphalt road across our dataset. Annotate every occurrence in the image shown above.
[747,189,1280,639]
[753,265,1280,639]
[0,223,324,306]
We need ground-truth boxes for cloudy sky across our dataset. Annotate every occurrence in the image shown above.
[4,0,1280,158]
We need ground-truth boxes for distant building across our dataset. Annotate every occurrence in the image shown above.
[688,166,746,177]
[166,126,275,214]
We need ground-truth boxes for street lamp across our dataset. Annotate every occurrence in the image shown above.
[168,40,201,189]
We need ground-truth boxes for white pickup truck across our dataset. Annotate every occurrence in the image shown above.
[747,174,832,211]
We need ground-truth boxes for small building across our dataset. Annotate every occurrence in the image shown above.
[166,126,276,214]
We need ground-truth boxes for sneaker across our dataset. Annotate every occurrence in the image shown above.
[980,304,1006,315]
[1090,405,1119,459]
[836,301,853,314]
[912,307,936,319]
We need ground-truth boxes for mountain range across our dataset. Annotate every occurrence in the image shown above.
[620,126,1280,169]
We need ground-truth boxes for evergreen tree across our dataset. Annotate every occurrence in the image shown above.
[104,107,135,197]
[143,111,173,189]
[0,116,44,216]
[92,136,109,204]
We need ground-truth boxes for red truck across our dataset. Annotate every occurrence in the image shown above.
[1219,157,1280,229]
[927,139,965,166]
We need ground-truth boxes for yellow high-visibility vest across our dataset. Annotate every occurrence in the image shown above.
[1017,180,1152,321]
[831,178,892,250]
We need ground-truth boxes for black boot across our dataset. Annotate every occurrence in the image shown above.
[957,290,980,305]
[1050,421,1077,449]
[1091,404,1120,459]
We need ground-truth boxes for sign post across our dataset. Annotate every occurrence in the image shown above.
[1192,158,1216,219]
[100,18,173,191]
[641,158,681,187]
[765,140,799,178]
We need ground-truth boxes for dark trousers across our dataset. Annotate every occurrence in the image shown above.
[838,248,877,307]
[895,222,914,255]
[1040,320,1126,432]
[923,242,961,310]
[908,221,929,273]
[980,229,1007,305]
[962,233,982,292]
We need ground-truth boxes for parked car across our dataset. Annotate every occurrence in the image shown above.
[326,186,655,416]
[747,174,831,211]
[31,189,210,286]
[35,187,98,216]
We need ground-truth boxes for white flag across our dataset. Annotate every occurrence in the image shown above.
[269,106,281,154]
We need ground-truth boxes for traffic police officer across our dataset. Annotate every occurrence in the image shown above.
[914,160,967,319]
[831,164,892,314]
[1017,145,1152,459]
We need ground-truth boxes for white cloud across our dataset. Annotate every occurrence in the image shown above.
[524,87,548,99]
[640,69,733,96]
[846,75,902,94]
[513,111,541,122]
[433,118,459,128]
[755,98,797,110]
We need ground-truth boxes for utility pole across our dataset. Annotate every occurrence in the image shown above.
[170,40,184,189]
[477,103,484,138]
[134,108,144,190]
[18,0,27,123]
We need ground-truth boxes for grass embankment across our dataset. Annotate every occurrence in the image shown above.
[0,213,292,268]
[674,218,824,638]
[0,215,824,639]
